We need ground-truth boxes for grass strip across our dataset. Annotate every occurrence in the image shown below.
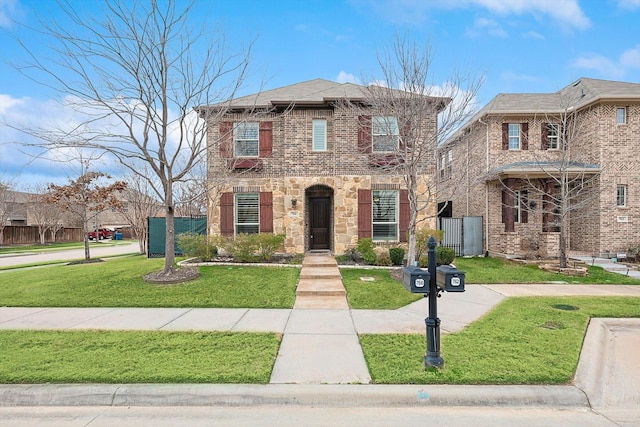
[360,296,640,384]
[341,268,421,309]
[0,330,280,384]
[0,256,299,308]
[454,257,640,284]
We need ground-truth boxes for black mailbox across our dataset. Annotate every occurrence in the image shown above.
[436,265,465,292]
[401,266,430,294]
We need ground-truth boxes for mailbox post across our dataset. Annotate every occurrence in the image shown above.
[401,236,465,368]
[424,237,442,368]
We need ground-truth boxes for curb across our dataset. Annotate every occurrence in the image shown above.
[0,384,589,408]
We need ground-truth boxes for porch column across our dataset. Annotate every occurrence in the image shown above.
[542,179,554,232]
[502,178,516,232]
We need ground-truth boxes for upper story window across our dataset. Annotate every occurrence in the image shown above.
[508,124,521,150]
[372,190,398,241]
[502,122,528,151]
[372,116,399,152]
[312,119,327,152]
[616,107,627,125]
[234,122,260,157]
[235,193,259,234]
[546,124,560,150]
[617,184,627,207]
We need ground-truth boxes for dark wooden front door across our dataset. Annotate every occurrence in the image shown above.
[310,197,331,250]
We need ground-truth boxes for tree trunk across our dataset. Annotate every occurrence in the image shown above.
[39,226,46,245]
[163,182,176,274]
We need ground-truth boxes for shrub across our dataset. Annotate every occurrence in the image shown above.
[256,234,286,261]
[358,238,377,265]
[417,246,456,267]
[229,233,260,263]
[389,247,405,265]
[376,252,393,266]
[415,228,444,259]
[436,246,456,266]
[176,233,218,261]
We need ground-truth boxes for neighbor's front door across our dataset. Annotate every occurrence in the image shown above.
[310,197,330,250]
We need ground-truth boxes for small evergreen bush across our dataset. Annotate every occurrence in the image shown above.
[436,246,456,266]
[389,247,405,265]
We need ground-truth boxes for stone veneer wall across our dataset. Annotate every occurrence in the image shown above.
[208,175,435,254]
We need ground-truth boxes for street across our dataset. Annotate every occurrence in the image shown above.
[0,242,140,268]
[0,405,632,427]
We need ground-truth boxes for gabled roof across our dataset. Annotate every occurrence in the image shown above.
[202,78,450,111]
[443,77,640,146]
[480,78,640,115]
[216,78,368,109]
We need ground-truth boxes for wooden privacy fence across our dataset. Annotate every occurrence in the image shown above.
[1,226,84,245]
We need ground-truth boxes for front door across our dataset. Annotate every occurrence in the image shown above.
[310,197,331,250]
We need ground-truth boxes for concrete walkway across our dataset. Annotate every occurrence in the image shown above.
[271,255,371,384]
[1,254,640,421]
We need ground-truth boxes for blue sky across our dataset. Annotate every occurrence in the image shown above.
[1,0,640,189]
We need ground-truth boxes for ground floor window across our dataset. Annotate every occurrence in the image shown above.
[235,193,259,234]
[372,190,398,241]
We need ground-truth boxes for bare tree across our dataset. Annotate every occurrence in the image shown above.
[351,35,481,265]
[28,185,65,245]
[116,169,162,255]
[174,162,208,218]
[47,171,126,261]
[496,95,602,268]
[0,179,17,245]
[13,0,251,277]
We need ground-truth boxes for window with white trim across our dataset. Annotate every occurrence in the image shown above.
[547,123,560,149]
[372,116,399,152]
[235,193,259,234]
[616,107,627,125]
[514,190,522,223]
[508,123,521,150]
[234,122,259,157]
[312,119,327,151]
[372,190,398,241]
[617,184,627,207]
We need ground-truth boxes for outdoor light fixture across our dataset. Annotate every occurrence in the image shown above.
[291,198,297,208]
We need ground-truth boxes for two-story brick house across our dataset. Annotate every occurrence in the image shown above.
[203,79,443,254]
[439,77,640,258]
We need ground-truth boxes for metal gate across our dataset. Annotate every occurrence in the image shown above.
[147,216,207,258]
[439,216,483,256]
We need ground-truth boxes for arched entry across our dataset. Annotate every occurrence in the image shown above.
[306,185,334,251]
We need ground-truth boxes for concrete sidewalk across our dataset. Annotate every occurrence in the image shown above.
[1,254,639,420]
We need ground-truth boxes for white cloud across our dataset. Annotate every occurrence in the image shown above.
[522,30,544,40]
[620,45,640,69]
[572,55,624,79]
[359,0,590,30]
[462,0,590,29]
[573,45,640,78]
[616,0,640,10]
[0,0,20,29]
[336,71,359,84]
[466,17,508,38]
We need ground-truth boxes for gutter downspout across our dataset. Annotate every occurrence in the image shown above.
[478,116,489,256]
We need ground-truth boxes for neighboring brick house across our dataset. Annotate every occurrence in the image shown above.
[203,79,443,254]
[438,77,640,258]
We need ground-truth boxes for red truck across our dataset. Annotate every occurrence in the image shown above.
[87,228,114,241]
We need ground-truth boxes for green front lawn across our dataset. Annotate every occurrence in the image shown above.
[0,256,299,308]
[341,268,421,309]
[361,296,640,384]
[454,257,640,284]
[0,330,280,383]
